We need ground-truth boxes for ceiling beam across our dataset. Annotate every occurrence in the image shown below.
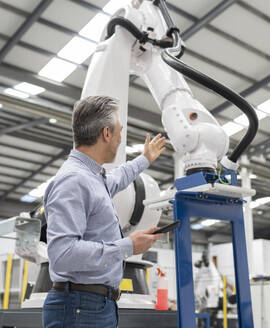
[0,0,266,99]
[0,0,54,64]
[128,105,161,127]
[0,148,70,202]
[167,2,270,62]
[211,73,270,115]
[0,118,49,136]
[182,0,237,41]
[68,0,110,16]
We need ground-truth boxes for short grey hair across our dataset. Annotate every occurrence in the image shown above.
[72,95,119,148]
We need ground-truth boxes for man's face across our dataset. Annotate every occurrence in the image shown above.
[106,111,123,163]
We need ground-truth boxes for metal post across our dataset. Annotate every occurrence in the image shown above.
[3,254,13,309]
[21,260,29,303]
[173,174,254,328]
[240,155,254,274]
[223,275,228,328]
[231,215,254,328]
[174,200,196,328]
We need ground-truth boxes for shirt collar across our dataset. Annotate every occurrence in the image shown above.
[69,149,105,176]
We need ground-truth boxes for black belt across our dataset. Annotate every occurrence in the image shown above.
[52,282,121,301]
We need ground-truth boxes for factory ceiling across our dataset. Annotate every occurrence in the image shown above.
[0,0,269,241]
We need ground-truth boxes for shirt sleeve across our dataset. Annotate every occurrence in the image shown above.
[106,155,150,197]
[44,173,133,273]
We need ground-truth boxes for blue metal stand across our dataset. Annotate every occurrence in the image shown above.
[173,172,254,328]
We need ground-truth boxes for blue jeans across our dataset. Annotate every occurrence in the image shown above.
[42,283,119,328]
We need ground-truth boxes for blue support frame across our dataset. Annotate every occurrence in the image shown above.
[195,313,210,328]
[173,172,254,328]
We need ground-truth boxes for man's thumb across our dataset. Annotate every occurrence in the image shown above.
[144,226,158,234]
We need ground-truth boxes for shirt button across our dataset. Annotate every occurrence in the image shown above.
[76,309,80,313]
[104,264,108,268]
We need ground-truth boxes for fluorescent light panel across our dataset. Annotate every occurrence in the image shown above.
[201,219,219,227]
[14,82,45,95]
[79,13,110,42]
[258,99,270,114]
[29,176,55,198]
[191,223,204,230]
[126,146,137,154]
[250,197,270,209]
[132,144,144,152]
[58,36,96,64]
[4,88,29,99]
[39,58,77,82]
[20,194,37,203]
[103,0,128,14]
[222,122,243,137]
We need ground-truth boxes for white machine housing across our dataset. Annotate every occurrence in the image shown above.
[82,0,229,174]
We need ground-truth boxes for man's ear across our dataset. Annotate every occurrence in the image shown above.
[102,126,112,143]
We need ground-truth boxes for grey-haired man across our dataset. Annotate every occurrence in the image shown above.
[42,95,166,327]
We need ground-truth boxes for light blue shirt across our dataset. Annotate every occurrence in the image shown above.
[44,149,149,288]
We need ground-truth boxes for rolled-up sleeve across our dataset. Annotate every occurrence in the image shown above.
[44,173,133,272]
[106,155,150,197]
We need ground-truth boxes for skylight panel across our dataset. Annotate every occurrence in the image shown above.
[4,88,29,99]
[39,58,77,82]
[103,0,129,15]
[132,144,145,152]
[258,99,270,114]
[234,114,248,126]
[250,197,270,209]
[126,146,137,154]
[201,219,219,227]
[58,36,96,64]
[14,82,45,95]
[79,13,110,42]
[20,195,37,203]
[222,122,243,137]
[191,224,204,230]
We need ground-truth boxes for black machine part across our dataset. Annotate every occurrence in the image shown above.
[152,221,180,234]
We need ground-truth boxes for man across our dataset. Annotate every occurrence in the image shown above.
[42,95,166,327]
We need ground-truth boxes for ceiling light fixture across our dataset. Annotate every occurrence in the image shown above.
[103,0,128,14]
[14,82,45,95]
[250,197,270,209]
[49,118,57,124]
[201,219,219,227]
[4,88,30,99]
[39,58,77,82]
[222,122,243,137]
[79,13,110,42]
[58,36,96,64]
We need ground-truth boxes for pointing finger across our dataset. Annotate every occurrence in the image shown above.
[145,133,151,144]
[150,133,162,144]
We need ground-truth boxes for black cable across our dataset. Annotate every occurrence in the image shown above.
[106,17,144,41]
[106,16,173,48]
[161,30,258,163]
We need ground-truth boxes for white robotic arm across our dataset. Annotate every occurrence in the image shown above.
[82,0,258,232]
[82,0,229,175]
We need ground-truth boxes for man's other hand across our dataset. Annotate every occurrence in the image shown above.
[142,133,166,164]
[129,227,163,255]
